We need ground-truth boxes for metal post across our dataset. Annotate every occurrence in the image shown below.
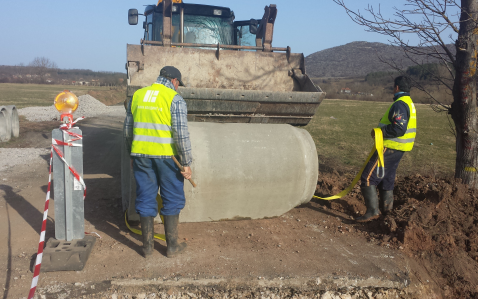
[41,125,96,273]
[63,130,73,240]
[52,127,84,241]
[180,7,184,44]
[162,0,173,46]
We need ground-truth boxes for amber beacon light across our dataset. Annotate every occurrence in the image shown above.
[54,90,79,124]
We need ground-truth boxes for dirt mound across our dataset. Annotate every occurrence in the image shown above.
[315,172,478,298]
[87,88,125,106]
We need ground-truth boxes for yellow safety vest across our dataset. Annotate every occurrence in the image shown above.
[379,95,417,152]
[131,83,178,156]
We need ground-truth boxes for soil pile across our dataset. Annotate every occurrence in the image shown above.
[87,88,125,106]
[315,172,478,298]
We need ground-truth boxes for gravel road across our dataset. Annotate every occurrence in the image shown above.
[0,148,50,172]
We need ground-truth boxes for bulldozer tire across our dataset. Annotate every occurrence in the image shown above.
[0,108,9,142]
[6,105,19,138]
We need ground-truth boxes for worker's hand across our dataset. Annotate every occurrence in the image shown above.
[130,159,134,169]
[181,166,192,180]
[371,129,375,139]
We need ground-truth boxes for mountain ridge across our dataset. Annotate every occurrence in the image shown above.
[305,41,454,78]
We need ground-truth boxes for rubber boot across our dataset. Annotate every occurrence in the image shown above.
[140,216,154,258]
[356,186,380,222]
[163,214,187,258]
[380,189,394,214]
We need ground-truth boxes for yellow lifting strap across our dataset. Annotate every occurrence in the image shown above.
[125,194,166,241]
[314,128,385,201]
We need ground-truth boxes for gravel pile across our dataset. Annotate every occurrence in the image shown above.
[0,148,50,172]
[36,286,410,299]
[18,94,125,122]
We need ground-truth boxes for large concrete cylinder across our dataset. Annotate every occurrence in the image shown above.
[180,122,318,223]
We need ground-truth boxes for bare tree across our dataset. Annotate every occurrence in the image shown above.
[28,57,58,83]
[334,0,478,187]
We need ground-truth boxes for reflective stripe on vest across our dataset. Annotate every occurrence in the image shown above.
[378,95,417,152]
[131,83,178,156]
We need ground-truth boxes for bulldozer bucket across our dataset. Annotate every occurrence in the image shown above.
[127,44,324,126]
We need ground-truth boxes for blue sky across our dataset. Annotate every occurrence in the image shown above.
[0,0,452,73]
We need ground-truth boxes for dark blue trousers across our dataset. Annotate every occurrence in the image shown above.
[360,148,405,190]
[133,157,185,217]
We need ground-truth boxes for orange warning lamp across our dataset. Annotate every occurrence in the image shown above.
[54,90,79,123]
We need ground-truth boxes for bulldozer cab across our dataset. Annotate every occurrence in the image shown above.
[127,0,325,126]
[131,3,260,48]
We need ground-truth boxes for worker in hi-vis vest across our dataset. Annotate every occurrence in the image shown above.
[125,66,192,258]
[356,76,417,222]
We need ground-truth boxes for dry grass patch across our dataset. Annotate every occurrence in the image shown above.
[0,83,125,108]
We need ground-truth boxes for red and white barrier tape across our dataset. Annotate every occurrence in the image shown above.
[60,116,85,130]
[28,117,86,299]
[52,143,86,200]
[27,148,53,299]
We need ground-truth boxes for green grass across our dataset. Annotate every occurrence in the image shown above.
[305,99,456,176]
[0,83,120,108]
[0,84,455,176]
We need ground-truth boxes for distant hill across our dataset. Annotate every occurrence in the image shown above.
[305,41,454,78]
[0,65,126,86]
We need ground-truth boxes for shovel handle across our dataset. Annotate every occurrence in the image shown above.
[171,156,197,188]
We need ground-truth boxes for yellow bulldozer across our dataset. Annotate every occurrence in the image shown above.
[122,0,325,223]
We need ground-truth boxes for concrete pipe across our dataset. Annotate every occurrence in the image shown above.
[0,108,8,142]
[122,122,319,223]
[0,106,12,142]
[180,122,318,223]
[6,105,19,138]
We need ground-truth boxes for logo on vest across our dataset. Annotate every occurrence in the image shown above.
[137,106,162,111]
[143,90,160,103]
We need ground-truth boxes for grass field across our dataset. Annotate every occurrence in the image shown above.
[0,83,125,108]
[305,99,456,177]
[0,83,456,176]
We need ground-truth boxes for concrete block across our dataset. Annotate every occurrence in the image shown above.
[40,235,96,272]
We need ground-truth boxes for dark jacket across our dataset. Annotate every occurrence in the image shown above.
[381,92,411,139]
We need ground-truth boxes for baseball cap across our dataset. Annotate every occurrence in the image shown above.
[159,66,184,86]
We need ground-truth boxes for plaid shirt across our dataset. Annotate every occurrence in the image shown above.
[124,77,193,166]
